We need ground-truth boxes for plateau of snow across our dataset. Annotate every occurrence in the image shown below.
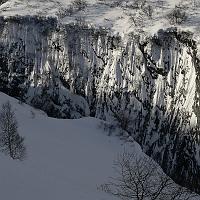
[0,0,199,53]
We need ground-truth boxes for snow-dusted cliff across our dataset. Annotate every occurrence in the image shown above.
[0,15,200,192]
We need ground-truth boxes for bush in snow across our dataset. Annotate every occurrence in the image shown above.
[100,152,198,200]
[128,0,147,9]
[56,0,88,18]
[142,4,154,19]
[167,6,187,25]
[72,0,88,11]
[56,7,74,18]
[98,121,117,136]
[0,101,26,160]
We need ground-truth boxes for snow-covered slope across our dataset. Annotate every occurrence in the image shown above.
[0,91,139,200]
[0,92,199,200]
[0,0,199,50]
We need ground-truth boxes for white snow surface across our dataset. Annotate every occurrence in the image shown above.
[0,92,199,200]
[0,91,144,200]
[0,0,199,46]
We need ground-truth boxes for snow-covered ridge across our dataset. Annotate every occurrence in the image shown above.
[0,0,200,52]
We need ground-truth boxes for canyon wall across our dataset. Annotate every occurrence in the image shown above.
[0,16,200,191]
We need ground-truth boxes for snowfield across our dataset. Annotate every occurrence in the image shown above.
[0,0,199,52]
[0,92,142,200]
[0,93,198,200]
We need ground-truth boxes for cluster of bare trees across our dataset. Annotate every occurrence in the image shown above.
[72,0,88,11]
[57,0,88,18]
[0,101,26,160]
[100,152,197,200]
[167,6,187,25]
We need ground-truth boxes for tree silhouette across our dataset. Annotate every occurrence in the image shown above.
[0,101,26,160]
[100,152,198,200]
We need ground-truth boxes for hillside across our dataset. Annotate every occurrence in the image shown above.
[0,0,200,194]
[0,91,141,200]
[0,0,199,52]
[0,92,199,199]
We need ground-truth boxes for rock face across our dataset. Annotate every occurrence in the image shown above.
[0,16,200,192]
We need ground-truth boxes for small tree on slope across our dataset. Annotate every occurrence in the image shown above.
[0,101,26,160]
[100,152,198,200]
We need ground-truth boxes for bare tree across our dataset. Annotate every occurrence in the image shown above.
[167,6,187,25]
[110,108,131,134]
[57,0,88,18]
[0,101,26,160]
[72,0,88,11]
[100,152,198,200]
[107,95,133,137]
[142,5,154,19]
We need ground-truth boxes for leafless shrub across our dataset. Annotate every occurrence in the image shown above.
[142,5,154,19]
[56,0,88,18]
[98,121,117,136]
[100,152,198,200]
[167,6,187,25]
[110,0,124,8]
[0,101,26,160]
[72,0,88,11]
[18,99,24,105]
[111,109,132,134]
[129,14,144,27]
[56,6,74,18]
[128,0,147,9]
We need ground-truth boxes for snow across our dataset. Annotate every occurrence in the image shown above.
[0,90,198,199]
[0,0,199,54]
[0,91,143,200]
[0,0,199,41]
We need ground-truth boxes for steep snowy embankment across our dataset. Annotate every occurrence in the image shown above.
[0,91,142,200]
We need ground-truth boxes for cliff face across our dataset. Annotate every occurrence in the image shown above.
[0,16,200,191]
